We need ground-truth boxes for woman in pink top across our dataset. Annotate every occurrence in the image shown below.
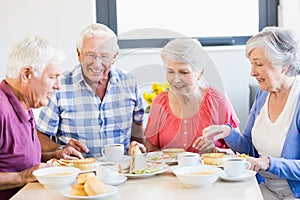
[132,38,239,154]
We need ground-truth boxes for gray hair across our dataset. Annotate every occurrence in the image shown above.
[246,26,300,76]
[161,38,208,74]
[7,36,65,79]
[76,23,119,54]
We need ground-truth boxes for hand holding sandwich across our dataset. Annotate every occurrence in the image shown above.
[128,141,146,155]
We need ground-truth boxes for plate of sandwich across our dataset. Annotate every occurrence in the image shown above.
[123,146,169,178]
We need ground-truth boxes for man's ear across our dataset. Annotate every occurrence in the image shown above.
[20,66,32,83]
[77,48,82,62]
[110,51,119,65]
[281,66,290,74]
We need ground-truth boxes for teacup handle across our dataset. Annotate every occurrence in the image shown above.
[101,148,106,157]
[245,161,251,170]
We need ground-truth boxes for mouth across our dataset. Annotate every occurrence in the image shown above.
[90,68,104,73]
[256,77,265,83]
[173,84,184,89]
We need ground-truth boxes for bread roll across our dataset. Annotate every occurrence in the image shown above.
[77,172,96,184]
[73,158,96,171]
[84,177,107,196]
[201,153,225,166]
[71,184,87,196]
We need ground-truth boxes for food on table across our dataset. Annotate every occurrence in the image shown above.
[47,158,74,167]
[162,148,185,159]
[201,153,225,166]
[71,184,87,196]
[84,177,107,196]
[77,172,96,184]
[73,158,96,171]
[129,145,145,174]
[185,171,214,176]
[129,146,166,174]
[71,172,107,196]
[146,151,171,162]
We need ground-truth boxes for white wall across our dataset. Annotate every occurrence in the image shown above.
[0,0,96,79]
[278,0,300,37]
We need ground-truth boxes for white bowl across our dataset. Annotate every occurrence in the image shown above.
[173,165,223,188]
[33,167,80,188]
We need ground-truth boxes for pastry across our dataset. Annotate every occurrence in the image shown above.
[201,153,225,166]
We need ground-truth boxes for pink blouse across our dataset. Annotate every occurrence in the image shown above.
[145,87,240,152]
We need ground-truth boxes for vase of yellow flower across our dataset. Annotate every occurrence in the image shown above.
[143,82,170,113]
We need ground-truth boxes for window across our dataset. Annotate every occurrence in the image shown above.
[96,0,279,48]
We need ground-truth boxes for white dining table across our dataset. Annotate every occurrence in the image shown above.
[11,168,263,200]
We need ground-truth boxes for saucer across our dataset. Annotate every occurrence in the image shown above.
[102,175,127,186]
[219,170,256,182]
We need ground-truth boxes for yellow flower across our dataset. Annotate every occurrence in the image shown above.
[143,82,169,113]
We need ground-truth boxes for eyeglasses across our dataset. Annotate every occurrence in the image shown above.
[82,52,113,63]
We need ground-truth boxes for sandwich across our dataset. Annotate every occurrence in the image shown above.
[129,145,146,174]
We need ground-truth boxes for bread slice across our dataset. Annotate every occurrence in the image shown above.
[84,177,107,196]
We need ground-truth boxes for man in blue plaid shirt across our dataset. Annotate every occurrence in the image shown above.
[37,23,145,160]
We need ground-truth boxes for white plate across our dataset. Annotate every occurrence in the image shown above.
[219,170,256,182]
[61,185,118,199]
[123,165,169,178]
[102,175,127,186]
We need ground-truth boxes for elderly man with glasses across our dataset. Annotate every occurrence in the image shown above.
[37,23,144,160]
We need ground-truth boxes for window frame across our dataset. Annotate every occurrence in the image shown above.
[96,0,279,48]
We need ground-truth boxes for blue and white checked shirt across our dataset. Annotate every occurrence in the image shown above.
[36,64,144,158]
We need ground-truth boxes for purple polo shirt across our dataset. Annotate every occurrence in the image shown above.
[0,80,42,199]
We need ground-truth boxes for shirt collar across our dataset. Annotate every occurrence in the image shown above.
[0,80,32,123]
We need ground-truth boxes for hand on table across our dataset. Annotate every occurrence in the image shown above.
[128,141,146,155]
[56,146,84,160]
[246,156,270,171]
[21,163,53,183]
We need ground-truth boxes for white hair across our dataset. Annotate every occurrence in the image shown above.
[161,38,209,74]
[76,23,119,54]
[246,26,300,76]
[7,36,65,79]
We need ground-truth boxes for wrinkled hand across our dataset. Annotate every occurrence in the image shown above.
[56,146,84,160]
[128,141,146,155]
[67,138,89,153]
[21,163,53,183]
[246,156,270,172]
[192,136,216,153]
[202,125,231,141]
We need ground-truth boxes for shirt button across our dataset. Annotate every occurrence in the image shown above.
[184,120,187,123]
[183,144,187,147]
[184,131,187,135]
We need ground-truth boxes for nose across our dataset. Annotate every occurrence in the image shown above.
[250,65,257,77]
[54,77,61,90]
[174,73,181,83]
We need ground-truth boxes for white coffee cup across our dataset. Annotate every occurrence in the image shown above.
[101,144,124,161]
[223,157,251,177]
[96,164,118,182]
[178,152,201,167]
